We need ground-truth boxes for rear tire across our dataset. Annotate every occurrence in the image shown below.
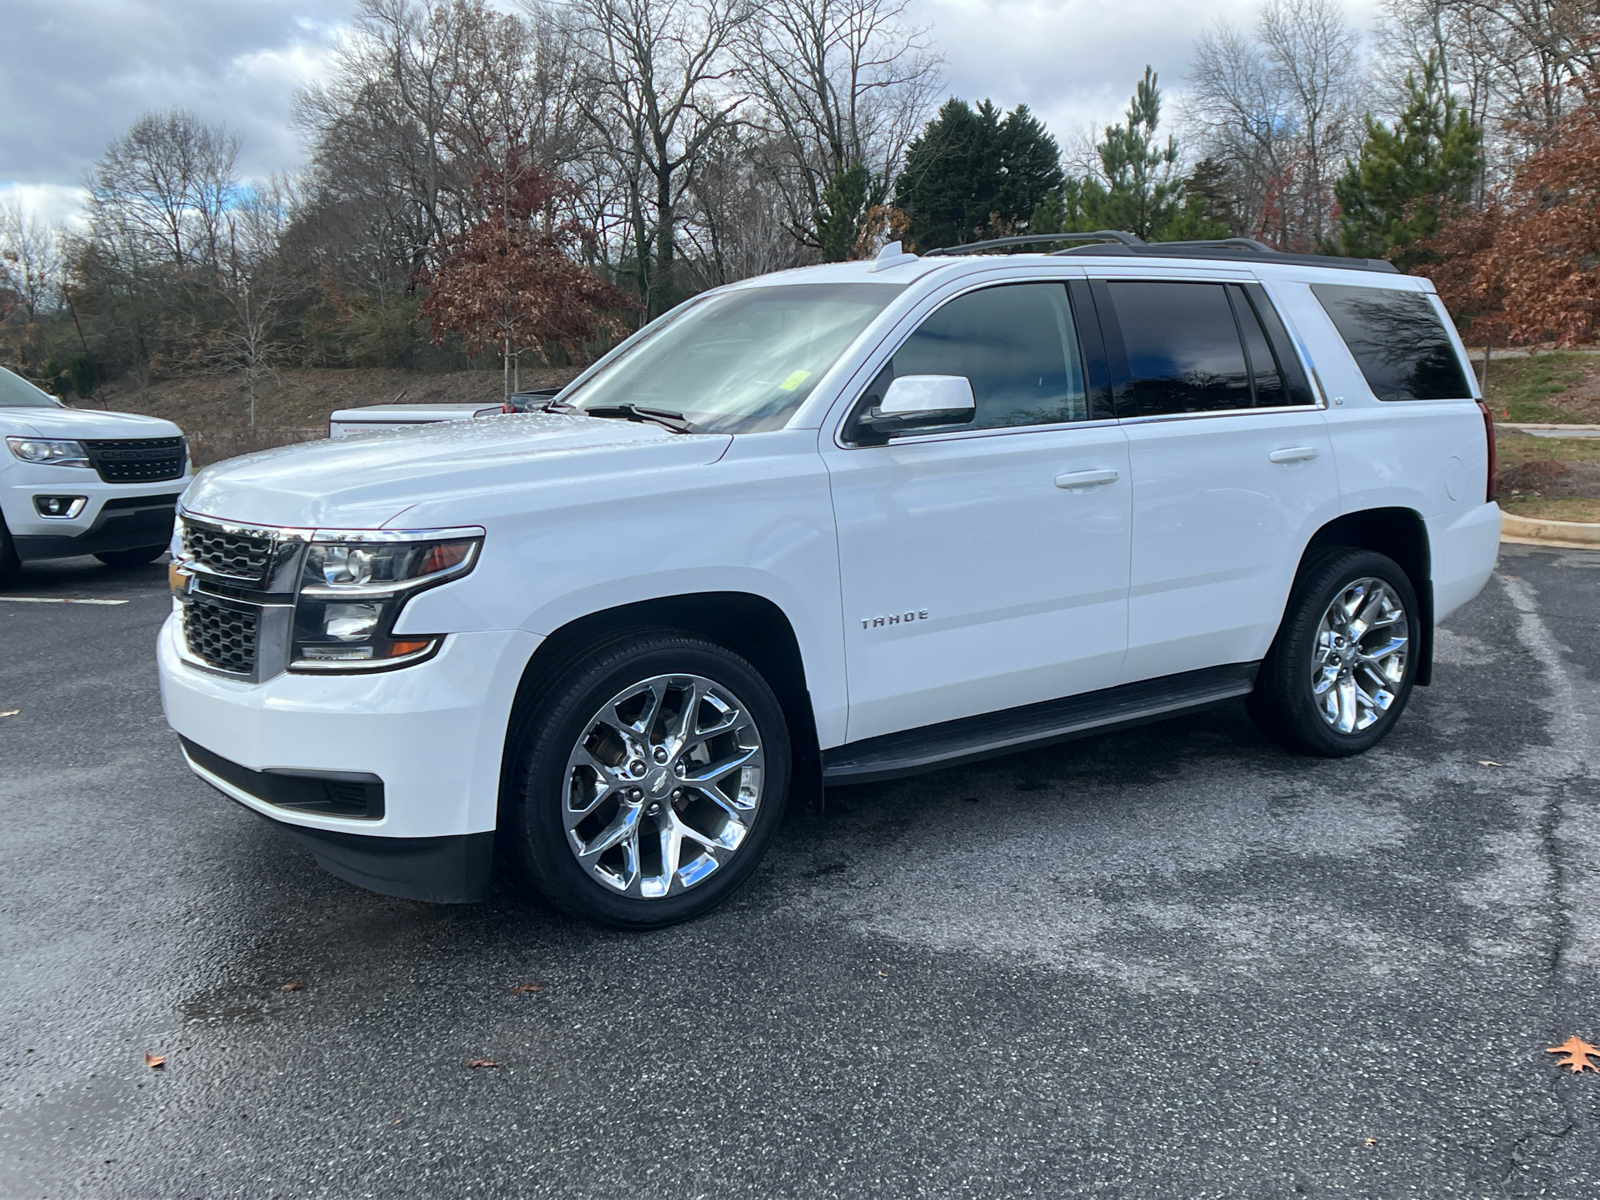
[508,629,791,929]
[94,545,167,568]
[1247,547,1420,757]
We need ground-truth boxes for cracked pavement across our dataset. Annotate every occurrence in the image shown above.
[0,542,1597,1198]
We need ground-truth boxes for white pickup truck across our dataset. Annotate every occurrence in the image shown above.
[1,365,189,582]
[159,235,1500,928]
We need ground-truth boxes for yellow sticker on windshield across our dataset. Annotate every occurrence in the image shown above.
[779,369,812,392]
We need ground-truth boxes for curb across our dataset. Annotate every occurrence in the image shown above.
[1501,512,1600,548]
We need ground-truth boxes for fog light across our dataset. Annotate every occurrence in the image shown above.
[324,602,382,641]
[34,495,86,518]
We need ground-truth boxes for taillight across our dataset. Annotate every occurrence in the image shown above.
[1477,400,1497,502]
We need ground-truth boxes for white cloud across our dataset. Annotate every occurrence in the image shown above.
[0,183,92,229]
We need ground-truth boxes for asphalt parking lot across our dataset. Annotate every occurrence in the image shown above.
[2,543,1598,1199]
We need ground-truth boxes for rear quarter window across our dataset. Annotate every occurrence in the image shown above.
[1311,283,1471,401]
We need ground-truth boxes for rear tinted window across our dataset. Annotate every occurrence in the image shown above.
[1107,281,1251,416]
[1311,284,1471,401]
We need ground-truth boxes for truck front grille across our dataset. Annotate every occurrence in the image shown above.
[182,521,275,583]
[82,437,187,483]
[182,593,260,676]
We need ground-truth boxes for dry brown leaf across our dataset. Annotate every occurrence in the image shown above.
[467,1058,500,1069]
[1546,1036,1600,1073]
[281,980,303,993]
[507,981,542,995]
[144,1052,166,1069]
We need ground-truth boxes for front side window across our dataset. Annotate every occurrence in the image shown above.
[1311,283,1471,401]
[1107,281,1252,416]
[566,282,905,433]
[0,365,62,408]
[888,282,1088,429]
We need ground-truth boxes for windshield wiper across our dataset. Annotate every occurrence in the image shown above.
[579,402,699,434]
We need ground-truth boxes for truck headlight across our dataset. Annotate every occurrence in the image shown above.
[291,532,482,671]
[6,436,91,468]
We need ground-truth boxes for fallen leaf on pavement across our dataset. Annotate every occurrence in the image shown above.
[1364,1138,1377,1147]
[1478,760,1504,767]
[467,1058,500,1069]
[507,981,542,994]
[0,710,18,718]
[281,980,303,993]
[144,1052,166,1069]
[1547,1037,1600,1073]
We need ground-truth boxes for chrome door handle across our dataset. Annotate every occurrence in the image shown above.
[1269,447,1319,464]
[1054,469,1119,489]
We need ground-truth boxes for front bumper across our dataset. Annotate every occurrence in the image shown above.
[2,465,185,560]
[158,614,541,896]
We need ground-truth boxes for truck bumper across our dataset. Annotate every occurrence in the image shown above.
[158,613,541,901]
[1428,500,1502,623]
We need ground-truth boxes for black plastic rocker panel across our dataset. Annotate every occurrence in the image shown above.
[821,663,1260,785]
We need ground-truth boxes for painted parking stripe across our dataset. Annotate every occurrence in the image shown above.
[0,596,129,606]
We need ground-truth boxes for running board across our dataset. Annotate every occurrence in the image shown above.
[821,662,1260,786]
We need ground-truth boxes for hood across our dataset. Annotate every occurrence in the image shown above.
[181,411,733,529]
[5,407,183,439]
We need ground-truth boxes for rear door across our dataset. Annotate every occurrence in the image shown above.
[1094,276,1343,682]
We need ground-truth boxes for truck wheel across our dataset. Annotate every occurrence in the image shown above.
[94,545,167,568]
[0,520,19,587]
[1247,548,1420,757]
[508,630,791,928]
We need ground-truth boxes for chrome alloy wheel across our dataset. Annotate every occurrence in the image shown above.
[1309,577,1409,734]
[563,674,765,899]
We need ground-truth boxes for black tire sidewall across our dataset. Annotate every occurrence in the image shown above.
[0,519,19,585]
[510,632,791,929]
[1252,548,1420,757]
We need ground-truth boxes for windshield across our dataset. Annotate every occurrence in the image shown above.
[0,365,61,408]
[566,282,905,433]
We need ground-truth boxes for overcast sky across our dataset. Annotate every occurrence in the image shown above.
[0,0,1379,226]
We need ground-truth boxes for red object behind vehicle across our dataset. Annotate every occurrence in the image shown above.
[1477,400,1498,502]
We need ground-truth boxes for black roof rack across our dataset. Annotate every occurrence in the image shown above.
[922,231,1143,256]
[922,230,1399,274]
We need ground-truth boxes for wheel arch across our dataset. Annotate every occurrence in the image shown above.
[1294,507,1434,685]
[499,591,822,828]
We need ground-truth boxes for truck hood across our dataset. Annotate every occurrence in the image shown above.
[181,412,734,529]
[5,407,183,439]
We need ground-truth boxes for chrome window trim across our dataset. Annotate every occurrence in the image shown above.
[849,415,1124,448]
[1116,402,1328,427]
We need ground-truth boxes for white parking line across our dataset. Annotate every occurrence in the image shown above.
[0,596,129,606]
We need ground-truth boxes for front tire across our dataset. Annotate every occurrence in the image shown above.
[94,545,167,568]
[508,630,791,929]
[1248,548,1420,757]
[0,520,19,587]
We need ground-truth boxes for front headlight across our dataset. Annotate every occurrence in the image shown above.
[6,436,91,468]
[291,532,482,671]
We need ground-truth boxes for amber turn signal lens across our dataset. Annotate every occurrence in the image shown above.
[382,639,433,658]
[418,541,473,575]
[168,562,187,595]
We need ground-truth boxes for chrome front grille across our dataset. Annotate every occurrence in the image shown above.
[182,520,275,582]
[182,593,260,675]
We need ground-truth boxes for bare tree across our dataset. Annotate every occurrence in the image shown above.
[88,110,240,274]
[210,178,306,426]
[572,0,749,316]
[0,200,63,323]
[1185,0,1360,250]
[737,0,941,249]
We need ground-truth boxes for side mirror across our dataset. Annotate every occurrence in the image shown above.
[849,374,975,444]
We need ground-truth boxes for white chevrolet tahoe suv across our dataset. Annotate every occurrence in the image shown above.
[157,235,1501,928]
[1,366,189,582]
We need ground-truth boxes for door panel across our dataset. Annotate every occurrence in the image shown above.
[1120,411,1340,682]
[827,424,1131,741]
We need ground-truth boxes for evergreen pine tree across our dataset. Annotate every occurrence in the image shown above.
[894,99,1063,251]
[1335,55,1482,269]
